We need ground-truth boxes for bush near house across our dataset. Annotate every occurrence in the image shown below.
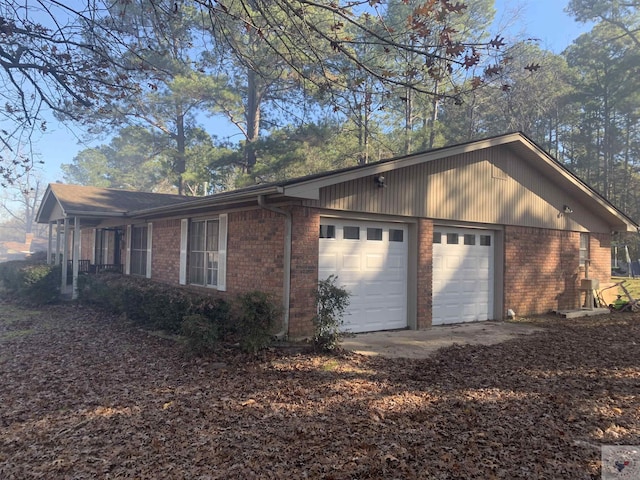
[313,275,351,352]
[77,274,278,355]
[0,259,60,305]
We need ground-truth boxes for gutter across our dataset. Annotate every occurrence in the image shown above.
[257,195,291,340]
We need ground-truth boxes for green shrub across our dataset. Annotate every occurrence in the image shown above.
[76,274,233,334]
[181,314,220,356]
[20,264,61,305]
[76,274,279,355]
[77,273,126,314]
[0,260,26,292]
[197,297,232,336]
[313,275,351,351]
[234,291,280,353]
[0,260,60,305]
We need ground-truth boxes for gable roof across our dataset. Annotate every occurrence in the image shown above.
[35,183,192,225]
[36,133,639,232]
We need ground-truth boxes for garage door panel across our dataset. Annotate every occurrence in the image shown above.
[319,219,408,333]
[341,255,362,270]
[318,253,338,271]
[365,254,384,270]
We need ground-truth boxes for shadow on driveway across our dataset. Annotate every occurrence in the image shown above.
[341,321,544,359]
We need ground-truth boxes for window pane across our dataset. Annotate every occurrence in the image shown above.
[190,221,205,251]
[132,225,147,250]
[389,229,404,242]
[433,232,441,244]
[367,228,383,241]
[319,225,335,239]
[189,252,205,285]
[343,226,360,240]
[130,250,147,276]
[580,233,589,249]
[207,252,218,286]
[580,233,589,265]
[130,226,148,276]
[480,235,491,246]
[447,233,459,245]
[206,220,219,251]
[464,234,476,246]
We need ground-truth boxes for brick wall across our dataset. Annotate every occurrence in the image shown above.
[226,209,285,299]
[589,232,611,282]
[503,226,610,315]
[416,218,433,329]
[151,219,181,283]
[288,207,320,338]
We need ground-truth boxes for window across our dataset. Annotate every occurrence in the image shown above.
[126,224,151,277]
[580,233,589,266]
[180,215,227,290]
[367,227,383,241]
[130,225,148,276]
[480,235,491,247]
[319,225,335,239]
[464,234,476,246]
[447,233,459,245]
[343,226,360,240]
[95,228,121,266]
[389,229,404,242]
[189,219,219,287]
[433,232,442,244]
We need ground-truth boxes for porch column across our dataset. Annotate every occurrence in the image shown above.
[72,216,80,300]
[55,220,61,266]
[61,218,68,293]
[47,223,53,264]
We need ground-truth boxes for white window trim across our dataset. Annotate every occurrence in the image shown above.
[217,214,227,291]
[146,223,153,278]
[125,225,132,275]
[179,219,188,285]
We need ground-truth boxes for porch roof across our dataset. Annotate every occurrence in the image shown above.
[35,184,191,226]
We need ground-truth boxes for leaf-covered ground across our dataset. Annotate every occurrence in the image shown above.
[1,301,639,479]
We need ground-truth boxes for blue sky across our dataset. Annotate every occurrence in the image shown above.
[34,0,593,185]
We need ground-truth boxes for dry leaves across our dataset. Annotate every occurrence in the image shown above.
[1,300,639,479]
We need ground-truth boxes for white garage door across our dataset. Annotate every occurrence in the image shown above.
[432,227,494,325]
[318,219,408,333]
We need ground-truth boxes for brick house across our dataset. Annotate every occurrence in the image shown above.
[36,133,638,337]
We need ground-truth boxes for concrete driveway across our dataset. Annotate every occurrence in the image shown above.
[341,321,544,359]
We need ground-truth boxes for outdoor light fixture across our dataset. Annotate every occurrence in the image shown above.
[374,175,386,188]
[563,205,573,214]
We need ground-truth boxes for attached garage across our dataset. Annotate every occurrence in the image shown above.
[318,218,408,333]
[432,227,495,325]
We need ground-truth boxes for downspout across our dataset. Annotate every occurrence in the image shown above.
[257,195,291,339]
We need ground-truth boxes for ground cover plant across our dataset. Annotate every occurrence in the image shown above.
[1,299,639,479]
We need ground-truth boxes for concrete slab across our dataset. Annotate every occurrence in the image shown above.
[556,308,611,318]
[341,321,544,359]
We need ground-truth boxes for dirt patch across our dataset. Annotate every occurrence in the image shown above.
[341,321,544,358]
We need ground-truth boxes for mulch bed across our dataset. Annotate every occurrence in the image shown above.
[1,301,639,479]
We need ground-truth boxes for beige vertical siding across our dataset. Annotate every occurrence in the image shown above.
[305,146,610,232]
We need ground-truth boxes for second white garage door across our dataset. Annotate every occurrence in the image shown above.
[318,219,408,333]
[432,227,495,325]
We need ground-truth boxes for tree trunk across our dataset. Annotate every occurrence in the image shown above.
[245,69,262,174]
[176,110,186,195]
